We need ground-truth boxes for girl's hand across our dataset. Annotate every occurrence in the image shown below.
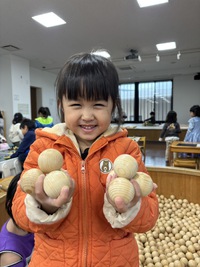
[34,171,75,214]
[106,171,142,213]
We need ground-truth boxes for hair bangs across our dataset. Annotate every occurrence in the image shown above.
[64,75,111,101]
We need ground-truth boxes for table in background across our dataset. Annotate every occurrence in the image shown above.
[124,124,188,142]
[169,141,200,168]
[0,176,14,228]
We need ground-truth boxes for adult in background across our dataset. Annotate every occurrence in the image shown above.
[35,107,54,128]
[9,112,24,147]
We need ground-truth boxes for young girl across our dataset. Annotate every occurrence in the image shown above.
[12,52,159,267]
[0,173,34,267]
[184,105,200,142]
[159,110,181,162]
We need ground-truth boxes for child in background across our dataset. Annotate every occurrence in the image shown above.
[184,105,200,142]
[0,173,34,267]
[10,118,36,167]
[143,111,156,125]
[159,110,181,162]
[9,112,24,147]
[12,52,159,267]
[35,107,54,128]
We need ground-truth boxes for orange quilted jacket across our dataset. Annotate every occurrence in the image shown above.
[12,124,159,267]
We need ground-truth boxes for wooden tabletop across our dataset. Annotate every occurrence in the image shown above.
[170,141,200,154]
[0,176,14,202]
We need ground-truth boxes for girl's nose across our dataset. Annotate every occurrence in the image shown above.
[81,108,94,120]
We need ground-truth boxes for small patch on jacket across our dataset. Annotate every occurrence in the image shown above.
[99,158,113,174]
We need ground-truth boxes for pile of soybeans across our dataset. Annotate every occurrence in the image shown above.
[135,194,200,267]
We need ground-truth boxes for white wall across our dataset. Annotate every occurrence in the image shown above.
[173,74,200,124]
[0,55,31,138]
[0,55,13,117]
[30,67,59,124]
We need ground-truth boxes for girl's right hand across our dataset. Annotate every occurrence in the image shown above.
[34,172,75,214]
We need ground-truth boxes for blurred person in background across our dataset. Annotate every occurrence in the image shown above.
[9,112,24,147]
[0,173,34,266]
[35,107,54,128]
[184,105,200,142]
[10,118,36,168]
[143,111,156,126]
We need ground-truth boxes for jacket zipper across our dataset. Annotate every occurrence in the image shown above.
[81,161,88,267]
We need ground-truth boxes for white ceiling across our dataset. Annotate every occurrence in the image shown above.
[0,0,200,82]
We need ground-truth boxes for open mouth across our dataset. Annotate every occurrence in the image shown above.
[81,125,96,132]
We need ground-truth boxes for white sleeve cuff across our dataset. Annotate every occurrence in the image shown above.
[103,194,141,228]
[24,194,72,224]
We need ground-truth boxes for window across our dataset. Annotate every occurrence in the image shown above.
[119,80,172,123]
[119,83,135,121]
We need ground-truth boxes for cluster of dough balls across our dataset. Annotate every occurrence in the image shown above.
[136,194,200,267]
[107,154,153,204]
[20,148,70,198]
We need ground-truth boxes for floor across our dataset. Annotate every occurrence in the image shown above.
[144,141,166,167]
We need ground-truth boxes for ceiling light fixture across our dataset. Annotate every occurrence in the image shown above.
[137,0,168,8]
[138,55,142,62]
[156,41,176,51]
[156,54,160,62]
[91,49,111,59]
[32,12,66,27]
[177,51,181,60]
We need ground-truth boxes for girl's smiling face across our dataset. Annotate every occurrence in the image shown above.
[62,96,113,149]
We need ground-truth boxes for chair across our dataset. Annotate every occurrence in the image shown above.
[0,158,22,178]
[173,158,198,169]
[138,136,146,162]
[129,136,146,162]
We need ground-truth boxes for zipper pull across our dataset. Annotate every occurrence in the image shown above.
[81,161,85,173]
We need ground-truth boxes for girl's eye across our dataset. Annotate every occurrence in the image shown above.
[95,104,104,107]
[94,102,106,107]
[70,103,81,107]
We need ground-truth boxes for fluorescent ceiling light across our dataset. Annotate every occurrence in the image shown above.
[91,50,111,58]
[32,12,66,28]
[156,42,176,51]
[137,0,168,8]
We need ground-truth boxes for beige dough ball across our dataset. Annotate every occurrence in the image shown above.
[43,170,71,198]
[113,154,138,179]
[38,148,63,173]
[134,172,154,196]
[107,177,135,204]
[20,168,43,195]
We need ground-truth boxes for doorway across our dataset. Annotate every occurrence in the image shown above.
[30,87,42,120]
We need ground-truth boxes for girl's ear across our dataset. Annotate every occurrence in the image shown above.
[58,101,64,122]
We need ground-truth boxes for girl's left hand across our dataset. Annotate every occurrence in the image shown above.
[106,171,142,213]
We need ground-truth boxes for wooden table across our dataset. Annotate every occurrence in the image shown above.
[0,176,14,228]
[169,141,200,168]
[125,125,187,142]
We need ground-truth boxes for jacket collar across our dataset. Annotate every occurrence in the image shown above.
[36,123,127,154]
